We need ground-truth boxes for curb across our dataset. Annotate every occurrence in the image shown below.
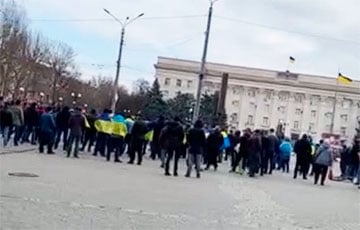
[0,148,37,155]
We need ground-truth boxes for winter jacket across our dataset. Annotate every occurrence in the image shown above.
[267,134,279,152]
[39,112,56,135]
[314,143,332,166]
[159,121,184,149]
[187,127,206,155]
[68,111,85,136]
[24,106,39,126]
[131,120,148,140]
[56,108,71,129]
[280,141,292,160]
[206,130,223,153]
[239,134,250,157]
[9,105,24,126]
[294,138,312,163]
[152,119,165,146]
[0,108,13,127]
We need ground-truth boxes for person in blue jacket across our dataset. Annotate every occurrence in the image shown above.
[280,138,293,173]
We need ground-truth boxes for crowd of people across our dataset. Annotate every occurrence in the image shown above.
[1,97,359,189]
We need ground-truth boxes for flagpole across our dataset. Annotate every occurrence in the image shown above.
[330,77,339,135]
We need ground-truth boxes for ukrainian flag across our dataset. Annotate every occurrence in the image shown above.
[337,73,352,85]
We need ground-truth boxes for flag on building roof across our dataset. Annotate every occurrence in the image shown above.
[337,73,352,85]
[289,56,295,63]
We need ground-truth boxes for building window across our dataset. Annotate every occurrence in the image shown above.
[325,112,333,120]
[162,90,169,97]
[231,113,238,123]
[263,117,269,126]
[248,90,256,97]
[340,114,348,122]
[247,115,254,125]
[311,110,316,117]
[310,96,320,106]
[309,122,315,132]
[293,121,300,130]
[232,87,241,95]
[164,78,170,86]
[295,94,303,103]
[176,79,182,87]
[340,127,347,136]
[278,106,286,113]
[187,80,193,88]
[295,108,302,115]
[232,100,239,107]
[279,93,288,101]
[264,104,270,113]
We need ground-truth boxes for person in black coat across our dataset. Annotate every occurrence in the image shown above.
[248,130,262,177]
[238,129,251,171]
[160,117,184,176]
[293,134,312,180]
[0,102,13,147]
[67,108,85,158]
[205,127,223,171]
[150,115,165,160]
[128,116,148,165]
[230,130,241,172]
[54,106,71,150]
[81,109,97,152]
[185,120,206,178]
[21,102,39,144]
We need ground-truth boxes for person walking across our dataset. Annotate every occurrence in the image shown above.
[185,120,206,178]
[205,127,223,171]
[106,113,126,163]
[265,128,278,174]
[0,102,13,147]
[128,115,148,165]
[67,108,85,158]
[54,106,71,150]
[81,109,97,152]
[279,138,292,173]
[9,100,24,146]
[248,130,262,177]
[94,109,111,157]
[151,116,165,165]
[38,107,56,154]
[238,129,251,172]
[229,130,241,172]
[313,140,333,185]
[293,134,312,180]
[22,102,39,145]
[160,117,184,176]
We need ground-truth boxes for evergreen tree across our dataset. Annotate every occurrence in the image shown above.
[142,78,168,120]
[167,92,195,122]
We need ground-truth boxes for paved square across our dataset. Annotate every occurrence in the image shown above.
[0,151,359,230]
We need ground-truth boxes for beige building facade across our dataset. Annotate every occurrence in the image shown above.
[155,57,360,141]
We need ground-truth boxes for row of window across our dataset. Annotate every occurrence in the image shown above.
[243,116,348,136]
[164,78,193,88]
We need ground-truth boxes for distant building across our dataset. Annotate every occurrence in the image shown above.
[155,57,360,141]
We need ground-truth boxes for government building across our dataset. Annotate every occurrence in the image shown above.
[154,57,360,142]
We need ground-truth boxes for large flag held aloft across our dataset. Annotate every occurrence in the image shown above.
[337,73,352,85]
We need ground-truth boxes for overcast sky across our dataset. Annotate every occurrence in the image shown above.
[18,0,360,89]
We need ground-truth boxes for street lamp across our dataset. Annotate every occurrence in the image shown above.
[71,92,82,105]
[103,8,144,112]
[192,0,221,122]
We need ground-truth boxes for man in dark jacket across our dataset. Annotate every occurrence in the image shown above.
[185,120,206,178]
[238,129,251,171]
[128,115,148,165]
[0,102,13,147]
[81,109,97,152]
[38,107,56,154]
[21,102,39,145]
[55,106,71,150]
[264,128,278,174]
[9,100,24,146]
[150,115,165,160]
[230,130,241,172]
[67,108,85,158]
[160,117,184,176]
[248,130,262,177]
[293,134,312,180]
[205,127,223,171]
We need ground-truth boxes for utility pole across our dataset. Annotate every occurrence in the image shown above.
[192,0,218,122]
[104,9,144,113]
[112,27,125,112]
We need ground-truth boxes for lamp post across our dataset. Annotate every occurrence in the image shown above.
[104,8,144,113]
[192,0,220,122]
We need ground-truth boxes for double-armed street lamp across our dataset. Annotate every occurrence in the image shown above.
[71,92,82,105]
[103,8,144,113]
